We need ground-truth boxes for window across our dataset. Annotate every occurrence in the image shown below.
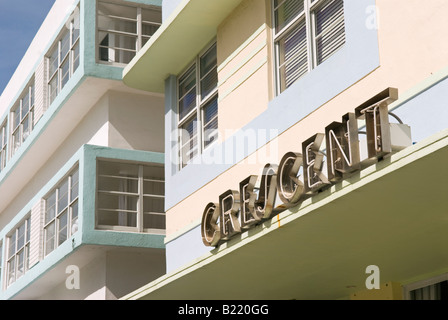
[273,0,345,93]
[405,274,448,300]
[44,167,79,256]
[410,281,448,300]
[6,217,31,287]
[10,81,35,157]
[0,121,6,172]
[178,42,218,168]
[96,160,165,233]
[97,1,161,64]
[47,6,80,105]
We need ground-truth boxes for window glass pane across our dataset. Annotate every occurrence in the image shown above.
[58,211,68,246]
[142,23,159,37]
[143,197,164,213]
[71,200,79,234]
[16,250,24,279]
[98,175,139,194]
[200,44,217,100]
[60,29,71,60]
[178,65,197,120]
[315,0,345,65]
[8,233,16,259]
[143,179,164,196]
[73,42,80,72]
[98,161,139,177]
[112,18,137,34]
[71,168,79,201]
[72,15,80,45]
[46,191,57,224]
[274,0,305,33]
[49,74,59,105]
[22,115,30,141]
[277,19,308,92]
[109,35,136,61]
[30,84,35,106]
[142,8,162,25]
[13,107,21,130]
[200,44,217,78]
[26,218,30,242]
[49,46,59,77]
[22,92,30,116]
[45,222,56,255]
[98,2,137,21]
[8,259,15,285]
[180,116,198,166]
[203,97,218,148]
[58,179,69,212]
[143,212,165,230]
[98,210,137,227]
[17,222,25,249]
[97,193,138,212]
[61,57,70,90]
[12,130,21,153]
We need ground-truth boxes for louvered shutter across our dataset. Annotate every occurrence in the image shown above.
[314,0,345,65]
[29,199,44,268]
[280,19,308,91]
[33,57,48,126]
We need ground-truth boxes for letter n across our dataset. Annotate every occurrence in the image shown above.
[325,112,360,182]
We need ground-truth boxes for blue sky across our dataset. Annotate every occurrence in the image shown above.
[0,0,55,95]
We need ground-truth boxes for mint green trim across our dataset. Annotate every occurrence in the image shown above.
[82,0,162,82]
[81,145,165,249]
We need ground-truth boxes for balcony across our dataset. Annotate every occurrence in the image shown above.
[1,144,165,300]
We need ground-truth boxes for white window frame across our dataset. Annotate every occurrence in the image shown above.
[47,6,80,106]
[43,166,79,257]
[273,0,345,94]
[6,217,31,287]
[96,0,162,65]
[96,160,165,234]
[10,80,35,157]
[177,41,219,169]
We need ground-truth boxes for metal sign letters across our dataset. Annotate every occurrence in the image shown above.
[201,88,410,247]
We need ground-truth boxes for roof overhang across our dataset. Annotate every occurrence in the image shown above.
[122,128,448,300]
[122,0,244,93]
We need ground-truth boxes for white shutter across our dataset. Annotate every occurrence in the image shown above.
[29,199,44,268]
[314,0,345,65]
[33,57,48,126]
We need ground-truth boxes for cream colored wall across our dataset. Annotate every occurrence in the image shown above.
[165,0,448,237]
[216,0,273,138]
